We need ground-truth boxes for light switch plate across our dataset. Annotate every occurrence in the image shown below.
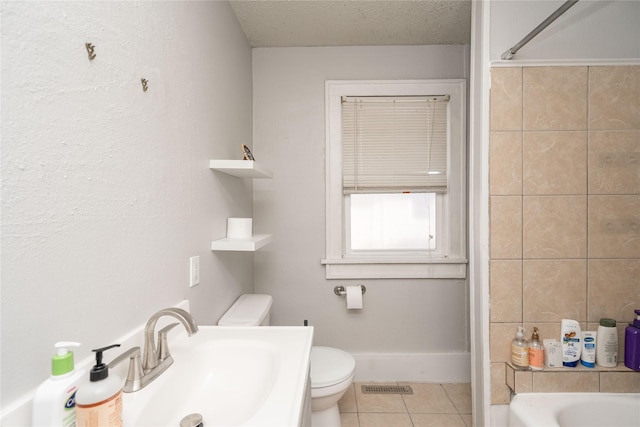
[189,256,200,287]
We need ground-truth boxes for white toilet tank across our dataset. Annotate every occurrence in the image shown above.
[218,294,273,326]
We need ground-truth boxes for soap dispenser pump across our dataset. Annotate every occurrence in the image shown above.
[511,326,529,370]
[529,327,544,371]
[32,342,84,427]
[624,309,640,371]
[76,344,123,427]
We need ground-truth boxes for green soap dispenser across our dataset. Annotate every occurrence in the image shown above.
[76,344,123,427]
[32,342,84,427]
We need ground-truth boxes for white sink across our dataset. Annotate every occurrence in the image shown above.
[121,326,313,427]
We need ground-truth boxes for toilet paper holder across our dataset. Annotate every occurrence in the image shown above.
[334,285,366,297]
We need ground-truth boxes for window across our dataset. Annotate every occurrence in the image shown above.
[322,80,467,279]
[349,193,437,251]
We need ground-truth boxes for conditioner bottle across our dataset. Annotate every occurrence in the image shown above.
[596,318,618,368]
[511,326,529,370]
[76,344,123,427]
[561,319,581,367]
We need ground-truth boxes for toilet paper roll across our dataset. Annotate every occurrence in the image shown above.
[227,218,253,239]
[346,285,363,310]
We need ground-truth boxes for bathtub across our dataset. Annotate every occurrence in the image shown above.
[508,393,640,427]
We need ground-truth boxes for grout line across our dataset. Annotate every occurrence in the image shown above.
[585,66,590,326]
[353,383,359,414]
[440,383,458,413]
[520,66,525,328]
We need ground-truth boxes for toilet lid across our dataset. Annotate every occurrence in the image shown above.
[310,346,356,388]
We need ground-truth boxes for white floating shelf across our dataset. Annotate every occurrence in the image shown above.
[211,234,273,252]
[209,160,273,178]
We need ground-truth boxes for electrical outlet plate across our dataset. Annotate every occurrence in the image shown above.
[189,256,200,287]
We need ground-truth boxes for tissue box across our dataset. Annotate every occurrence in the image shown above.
[544,339,562,368]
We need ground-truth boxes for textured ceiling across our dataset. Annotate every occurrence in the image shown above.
[229,0,472,47]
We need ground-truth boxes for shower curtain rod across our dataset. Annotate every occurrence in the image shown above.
[501,0,579,60]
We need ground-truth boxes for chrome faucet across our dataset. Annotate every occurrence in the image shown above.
[142,307,199,373]
[108,347,144,393]
[109,307,198,393]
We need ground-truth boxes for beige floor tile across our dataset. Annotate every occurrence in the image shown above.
[355,392,407,413]
[411,413,467,427]
[340,412,360,427]
[358,412,413,427]
[339,384,358,412]
[442,383,472,414]
[401,383,457,414]
[460,413,473,427]
[342,382,474,426]
[354,383,407,413]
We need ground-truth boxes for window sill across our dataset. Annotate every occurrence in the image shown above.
[321,257,468,279]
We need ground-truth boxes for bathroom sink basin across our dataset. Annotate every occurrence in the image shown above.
[121,326,313,427]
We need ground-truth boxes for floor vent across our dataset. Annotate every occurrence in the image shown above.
[361,385,413,395]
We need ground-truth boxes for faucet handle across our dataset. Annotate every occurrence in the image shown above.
[108,346,143,393]
[157,322,179,363]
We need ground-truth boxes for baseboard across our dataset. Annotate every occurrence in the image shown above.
[352,352,471,383]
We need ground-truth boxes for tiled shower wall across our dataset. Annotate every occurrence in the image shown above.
[488,65,640,403]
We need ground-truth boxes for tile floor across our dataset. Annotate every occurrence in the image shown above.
[338,382,472,427]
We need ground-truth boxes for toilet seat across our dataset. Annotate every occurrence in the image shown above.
[311,346,356,388]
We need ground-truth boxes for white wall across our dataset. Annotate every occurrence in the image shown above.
[490,0,640,61]
[252,45,471,381]
[1,1,253,414]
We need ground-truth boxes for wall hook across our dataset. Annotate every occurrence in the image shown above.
[85,43,96,60]
[140,78,149,92]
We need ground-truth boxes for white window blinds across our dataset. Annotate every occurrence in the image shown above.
[342,95,449,194]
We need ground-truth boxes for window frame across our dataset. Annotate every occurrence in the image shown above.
[322,80,468,279]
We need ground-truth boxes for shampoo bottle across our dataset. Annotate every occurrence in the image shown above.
[76,344,123,427]
[32,342,83,427]
[624,309,640,371]
[596,318,618,368]
[561,319,581,367]
[511,326,529,370]
[529,327,544,371]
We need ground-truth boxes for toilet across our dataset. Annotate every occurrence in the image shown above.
[218,294,355,427]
